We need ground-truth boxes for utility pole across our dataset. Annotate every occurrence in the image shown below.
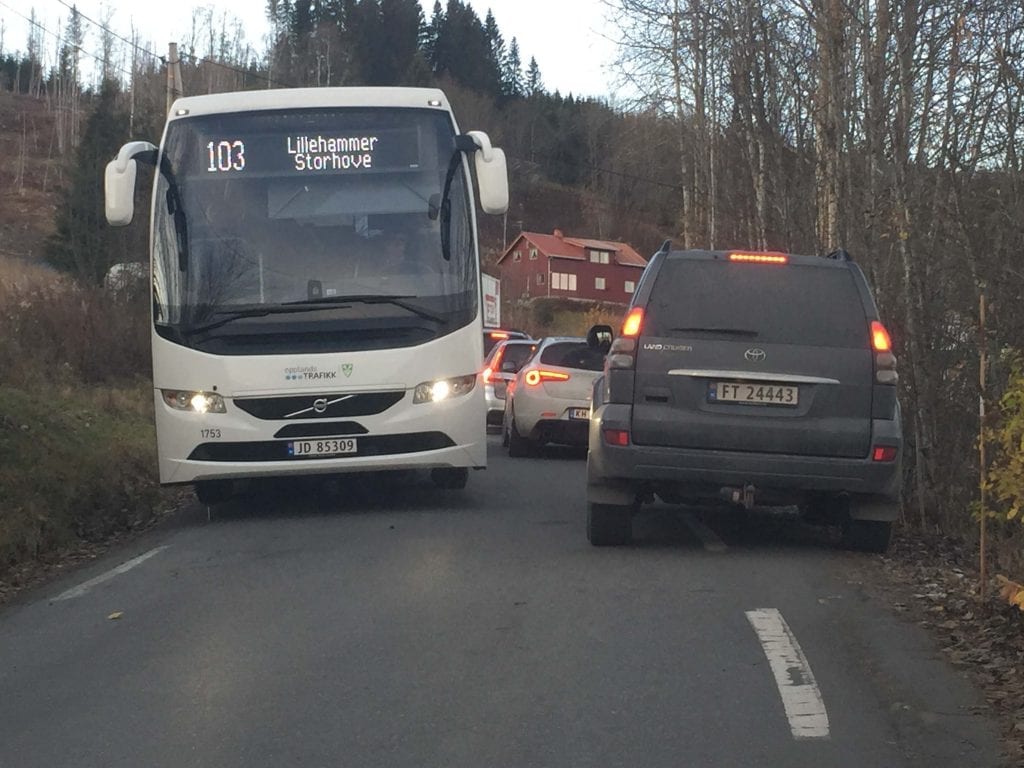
[978,290,988,602]
[166,42,183,114]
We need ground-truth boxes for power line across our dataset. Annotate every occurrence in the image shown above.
[0,0,133,78]
[54,0,159,63]
[52,0,292,89]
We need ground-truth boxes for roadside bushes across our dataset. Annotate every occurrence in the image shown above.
[0,265,159,575]
[0,278,150,386]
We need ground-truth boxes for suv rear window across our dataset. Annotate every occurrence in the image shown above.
[539,342,605,371]
[644,259,869,348]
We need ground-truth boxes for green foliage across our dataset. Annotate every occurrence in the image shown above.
[987,352,1024,523]
[0,384,159,570]
[45,79,141,286]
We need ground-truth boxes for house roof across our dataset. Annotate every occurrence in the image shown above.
[496,231,647,268]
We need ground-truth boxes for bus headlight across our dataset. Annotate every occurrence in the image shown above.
[161,389,226,413]
[413,375,476,404]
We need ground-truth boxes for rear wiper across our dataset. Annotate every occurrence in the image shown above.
[669,326,759,337]
[283,294,445,324]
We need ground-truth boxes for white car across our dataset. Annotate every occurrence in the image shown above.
[504,337,607,457]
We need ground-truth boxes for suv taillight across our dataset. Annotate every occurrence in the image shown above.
[607,337,637,370]
[871,321,898,384]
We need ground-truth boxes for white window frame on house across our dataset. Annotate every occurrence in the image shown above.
[513,250,522,262]
[595,276,606,290]
[624,280,636,293]
[529,248,538,260]
[536,272,545,285]
[589,250,610,264]
[551,272,577,291]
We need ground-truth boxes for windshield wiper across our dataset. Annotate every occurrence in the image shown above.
[669,326,760,337]
[283,294,445,324]
[182,305,332,336]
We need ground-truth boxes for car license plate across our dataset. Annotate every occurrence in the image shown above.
[568,407,590,420]
[709,382,798,406]
[288,438,358,457]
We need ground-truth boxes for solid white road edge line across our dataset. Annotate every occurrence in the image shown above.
[745,607,831,740]
[681,512,728,552]
[51,546,169,602]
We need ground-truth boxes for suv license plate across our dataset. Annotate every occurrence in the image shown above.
[288,438,358,457]
[710,382,798,407]
[568,407,590,420]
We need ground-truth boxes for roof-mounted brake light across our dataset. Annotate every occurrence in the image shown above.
[728,252,788,264]
[622,307,644,337]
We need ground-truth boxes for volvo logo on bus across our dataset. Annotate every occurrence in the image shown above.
[313,398,328,413]
[744,348,767,362]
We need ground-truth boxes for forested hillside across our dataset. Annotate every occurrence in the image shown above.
[2,0,1024,560]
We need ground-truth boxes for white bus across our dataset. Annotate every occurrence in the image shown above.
[104,88,508,503]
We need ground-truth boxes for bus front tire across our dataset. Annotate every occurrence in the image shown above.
[195,480,233,506]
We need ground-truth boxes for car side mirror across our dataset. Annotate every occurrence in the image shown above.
[501,360,518,373]
[587,324,614,354]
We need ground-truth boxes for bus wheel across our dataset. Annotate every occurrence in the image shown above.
[195,480,233,505]
[431,467,469,490]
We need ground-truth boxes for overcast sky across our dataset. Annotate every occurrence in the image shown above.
[0,0,620,98]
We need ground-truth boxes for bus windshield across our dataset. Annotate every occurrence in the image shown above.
[152,107,477,354]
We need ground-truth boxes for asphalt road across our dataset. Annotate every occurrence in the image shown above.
[0,437,1004,767]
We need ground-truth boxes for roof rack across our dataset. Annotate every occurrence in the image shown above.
[823,248,853,261]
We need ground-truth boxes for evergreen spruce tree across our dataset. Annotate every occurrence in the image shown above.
[47,80,133,285]
[526,56,544,96]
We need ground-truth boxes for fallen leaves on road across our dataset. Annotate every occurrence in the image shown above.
[872,530,1024,764]
[996,575,1024,611]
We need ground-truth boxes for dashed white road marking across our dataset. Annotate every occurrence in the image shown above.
[681,512,728,552]
[746,608,830,740]
[51,546,169,602]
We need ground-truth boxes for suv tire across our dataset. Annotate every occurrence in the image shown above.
[842,519,892,553]
[587,502,632,546]
[431,467,469,489]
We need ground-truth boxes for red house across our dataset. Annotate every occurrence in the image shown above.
[496,229,648,304]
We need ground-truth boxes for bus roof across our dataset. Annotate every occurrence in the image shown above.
[167,87,452,119]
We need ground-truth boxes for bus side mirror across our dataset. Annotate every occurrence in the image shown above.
[465,131,508,215]
[105,158,138,226]
[105,140,158,226]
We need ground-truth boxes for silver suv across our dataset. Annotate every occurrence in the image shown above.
[586,248,902,552]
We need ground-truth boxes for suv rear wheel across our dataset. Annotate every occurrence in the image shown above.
[587,502,633,546]
[842,519,892,553]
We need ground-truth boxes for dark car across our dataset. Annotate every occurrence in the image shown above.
[483,327,532,358]
[586,248,902,552]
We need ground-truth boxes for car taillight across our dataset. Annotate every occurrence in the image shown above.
[871,321,898,384]
[603,429,630,446]
[607,337,637,370]
[482,366,494,383]
[622,307,644,338]
[872,446,898,462]
[525,370,571,386]
[490,331,509,340]
[871,321,891,352]
[728,251,789,264]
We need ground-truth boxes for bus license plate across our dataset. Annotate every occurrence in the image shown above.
[710,382,798,407]
[568,407,590,420]
[288,438,358,457]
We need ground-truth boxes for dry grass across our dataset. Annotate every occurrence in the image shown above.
[0,277,150,386]
[502,298,628,338]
